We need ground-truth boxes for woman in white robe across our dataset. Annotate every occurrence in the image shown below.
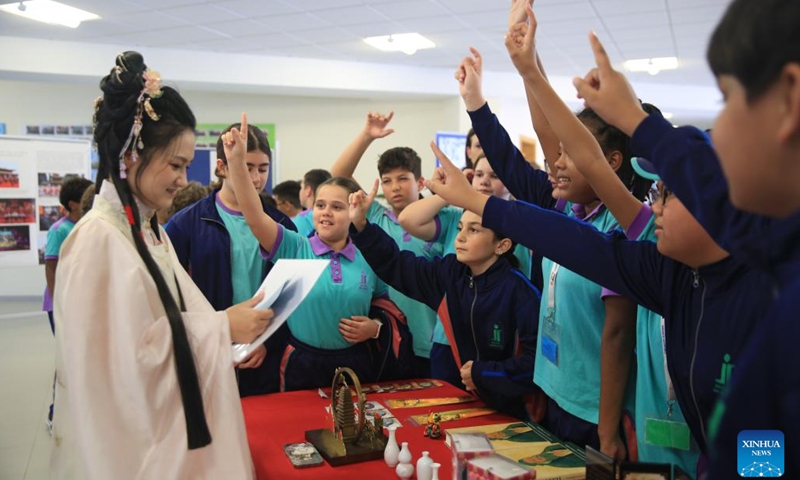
[49,51,272,480]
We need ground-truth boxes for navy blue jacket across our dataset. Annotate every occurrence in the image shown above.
[482,196,773,455]
[351,222,541,419]
[469,102,557,211]
[165,189,297,397]
[629,113,800,476]
[166,190,296,311]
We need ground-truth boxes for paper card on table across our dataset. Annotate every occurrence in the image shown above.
[231,259,328,363]
[385,395,476,409]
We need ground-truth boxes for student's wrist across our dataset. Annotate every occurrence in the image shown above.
[464,95,486,112]
[353,218,367,232]
[618,109,649,137]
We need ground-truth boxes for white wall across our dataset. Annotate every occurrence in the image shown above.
[0,80,481,297]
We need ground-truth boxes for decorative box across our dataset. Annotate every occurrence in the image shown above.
[449,432,495,480]
[466,454,536,480]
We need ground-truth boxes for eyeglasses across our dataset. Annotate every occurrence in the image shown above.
[647,182,671,206]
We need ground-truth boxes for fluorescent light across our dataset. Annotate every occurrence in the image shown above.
[363,33,435,55]
[623,57,678,76]
[0,0,100,28]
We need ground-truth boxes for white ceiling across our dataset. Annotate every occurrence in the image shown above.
[0,0,731,87]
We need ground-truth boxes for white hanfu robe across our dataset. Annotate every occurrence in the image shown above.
[50,181,254,480]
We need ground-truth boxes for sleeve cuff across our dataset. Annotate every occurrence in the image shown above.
[431,214,442,243]
[601,288,622,299]
[631,111,675,161]
[259,224,284,262]
[481,196,507,232]
[626,204,653,240]
[466,101,492,124]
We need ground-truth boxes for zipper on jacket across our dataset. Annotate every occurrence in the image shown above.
[692,269,700,288]
[689,276,708,448]
[469,276,480,362]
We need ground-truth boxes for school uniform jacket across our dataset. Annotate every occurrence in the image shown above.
[628,112,800,476]
[351,222,541,419]
[481,195,773,456]
[166,190,297,397]
[166,189,296,312]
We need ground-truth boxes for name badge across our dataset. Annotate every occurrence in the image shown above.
[645,417,692,451]
[541,320,560,366]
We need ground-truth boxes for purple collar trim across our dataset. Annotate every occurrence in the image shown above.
[215,194,243,217]
[309,233,357,261]
[571,202,605,221]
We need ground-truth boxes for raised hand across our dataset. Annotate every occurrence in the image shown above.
[572,32,648,136]
[348,178,379,232]
[455,48,485,111]
[364,111,395,140]
[509,0,533,27]
[425,141,484,213]
[221,112,249,165]
[505,3,540,78]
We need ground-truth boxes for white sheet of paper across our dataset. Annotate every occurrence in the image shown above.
[231,259,328,363]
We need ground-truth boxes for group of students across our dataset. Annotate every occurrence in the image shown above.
[45,0,799,478]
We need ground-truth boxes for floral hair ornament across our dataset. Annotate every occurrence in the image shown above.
[117,68,163,179]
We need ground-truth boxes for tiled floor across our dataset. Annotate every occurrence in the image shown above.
[0,298,54,480]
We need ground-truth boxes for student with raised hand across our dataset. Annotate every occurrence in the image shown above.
[166,123,297,397]
[398,152,537,387]
[426,134,773,477]
[224,114,392,390]
[51,52,273,479]
[505,3,687,467]
[349,162,542,420]
[331,111,441,378]
[458,29,642,456]
[571,1,800,472]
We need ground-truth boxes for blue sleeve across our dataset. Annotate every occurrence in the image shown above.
[482,196,667,315]
[164,214,190,269]
[44,225,67,259]
[632,113,778,269]
[472,290,540,397]
[468,102,556,209]
[350,222,446,310]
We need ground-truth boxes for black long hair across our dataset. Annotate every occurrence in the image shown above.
[93,51,210,449]
[577,103,661,202]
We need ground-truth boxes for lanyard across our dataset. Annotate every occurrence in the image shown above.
[660,317,676,416]
[547,263,560,312]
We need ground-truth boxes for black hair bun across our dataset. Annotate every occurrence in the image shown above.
[100,51,147,100]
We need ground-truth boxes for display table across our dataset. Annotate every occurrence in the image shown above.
[242,380,520,479]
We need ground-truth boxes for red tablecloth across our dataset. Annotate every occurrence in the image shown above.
[242,380,520,479]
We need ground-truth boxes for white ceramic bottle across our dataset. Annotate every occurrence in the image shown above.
[384,425,400,467]
[430,462,441,480]
[416,451,433,480]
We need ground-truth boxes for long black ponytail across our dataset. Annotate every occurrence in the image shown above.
[93,52,211,449]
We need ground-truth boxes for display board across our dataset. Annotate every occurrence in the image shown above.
[435,131,468,170]
[0,136,91,268]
